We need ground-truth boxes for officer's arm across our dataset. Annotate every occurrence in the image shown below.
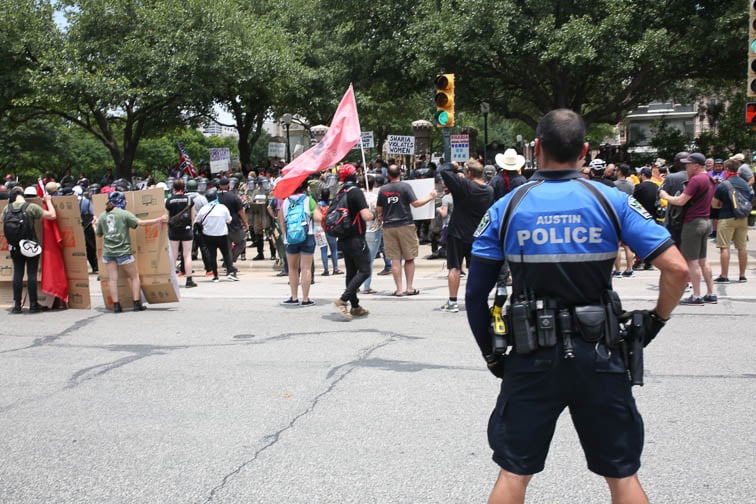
[651,245,688,320]
[465,257,503,356]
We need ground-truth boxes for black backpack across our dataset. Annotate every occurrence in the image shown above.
[324,186,361,238]
[3,202,36,247]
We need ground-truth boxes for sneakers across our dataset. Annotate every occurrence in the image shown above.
[713,276,730,284]
[679,295,704,305]
[333,298,352,320]
[321,271,330,276]
[441,301,459,313]
[11,305,22,314]
[300,299,316,307]
[333,270,344,275]
[684,282,693,292]
[185,279,198,288]
[227,272,239,281]
[212,277,220,283]
[276,270,289,277]
[702,294,718,304]
[281,297,299,305]
[350,306,369,317]
[622,270,634,277]
[28,303,43,314]
[612,270,622,278]
[377,269,392,276]
[252,255,265,261]
[739,276,748,283]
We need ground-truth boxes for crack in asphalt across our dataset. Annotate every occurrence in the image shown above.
[0,313,102,354]
[198,330,404,504]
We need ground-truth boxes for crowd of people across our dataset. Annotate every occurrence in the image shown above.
[2,144,754,317]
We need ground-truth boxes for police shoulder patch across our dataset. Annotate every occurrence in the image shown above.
[627,196,652,220]
[473,210,491,238]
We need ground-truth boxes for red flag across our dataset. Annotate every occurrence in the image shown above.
[273,84,362,198]
[35,181,68,303]
[177,142,198,177]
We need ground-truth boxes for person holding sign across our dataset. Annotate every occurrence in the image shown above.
[376,164,436,296]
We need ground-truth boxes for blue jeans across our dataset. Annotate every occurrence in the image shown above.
[362,230,382,291]
[320,234,339,272]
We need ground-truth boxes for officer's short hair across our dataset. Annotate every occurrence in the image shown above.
[535,109,586,163]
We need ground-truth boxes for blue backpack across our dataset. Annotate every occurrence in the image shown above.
[285,195,309,244]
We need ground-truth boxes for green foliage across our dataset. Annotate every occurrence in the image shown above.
[650,119,691,163]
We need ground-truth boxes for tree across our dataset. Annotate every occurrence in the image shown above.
[26,0,215,178]
[401,0,745,128]
[0,0,55,118]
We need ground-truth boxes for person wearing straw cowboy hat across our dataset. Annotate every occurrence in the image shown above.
[491,148,527,201]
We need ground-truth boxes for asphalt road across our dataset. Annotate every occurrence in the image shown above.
[1,241,755,503]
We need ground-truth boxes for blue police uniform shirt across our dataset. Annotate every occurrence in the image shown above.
[471,169,674,306]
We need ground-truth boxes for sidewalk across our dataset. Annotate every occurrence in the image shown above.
[167,226,756,304]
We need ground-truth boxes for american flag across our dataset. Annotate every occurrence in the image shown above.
[177,142,198,177]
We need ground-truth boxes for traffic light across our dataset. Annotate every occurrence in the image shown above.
[746,102,756,125]
[434,73,455,128]
[749,2,756,97]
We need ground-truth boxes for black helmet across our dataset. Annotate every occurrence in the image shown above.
[89,183,101,195]
[186,179,198,191]
[205,188,219,202]
[114,178,131,191]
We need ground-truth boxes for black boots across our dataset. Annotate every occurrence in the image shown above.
[113,302,123,313]
[133,300,146,312]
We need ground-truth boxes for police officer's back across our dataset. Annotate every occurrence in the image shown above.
[464,109,688,504]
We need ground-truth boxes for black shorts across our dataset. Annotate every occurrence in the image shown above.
[488,337,643,478]
[446,235,472,270]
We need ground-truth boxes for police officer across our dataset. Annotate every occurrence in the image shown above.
[465,109,688,504]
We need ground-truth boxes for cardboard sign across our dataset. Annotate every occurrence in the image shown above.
[209,148,231,174]
[352,131,374,150]
[93,188,178,309]
[268,142,286,159]
[405,179,436,220]
[0,195,91,309]
[386,135,415,155]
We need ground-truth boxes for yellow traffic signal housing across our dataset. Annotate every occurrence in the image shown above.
[434,73,455,128]
[748,2,756,97]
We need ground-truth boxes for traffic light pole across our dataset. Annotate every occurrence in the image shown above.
[443,128,451,164]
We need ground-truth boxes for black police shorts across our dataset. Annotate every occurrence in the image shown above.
[446,235,472,271]
[488,337,643,478]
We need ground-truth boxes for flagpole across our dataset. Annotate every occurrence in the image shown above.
[349,84,370,190]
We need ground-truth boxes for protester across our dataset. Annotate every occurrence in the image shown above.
[438,159,493,313]
[711,158,753,283]
[165,179,197,288]
[194,188,237,282]
[3,186,57,313]
[95,191,167,312]
[278,180,320,306]
[376,163,436,296]
[331,165,373,320]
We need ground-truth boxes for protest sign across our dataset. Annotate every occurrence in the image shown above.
[386,135,415,155]
[450,134,470,163]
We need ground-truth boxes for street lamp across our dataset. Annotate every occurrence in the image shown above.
[282,113,293,163]
[480,102,490,164]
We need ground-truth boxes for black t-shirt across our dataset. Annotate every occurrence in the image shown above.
[165,193,194,239]
[490,171,526,201]
[632,181,659,217]
[344,184,369,235]
[218,191,244,231]
[440,169,494,242]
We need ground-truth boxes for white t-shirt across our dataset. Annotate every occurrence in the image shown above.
[195,202,231,236]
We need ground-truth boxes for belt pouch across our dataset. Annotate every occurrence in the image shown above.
[511,303,538,354]
[602,290,622,347]
[573,305,606,342]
